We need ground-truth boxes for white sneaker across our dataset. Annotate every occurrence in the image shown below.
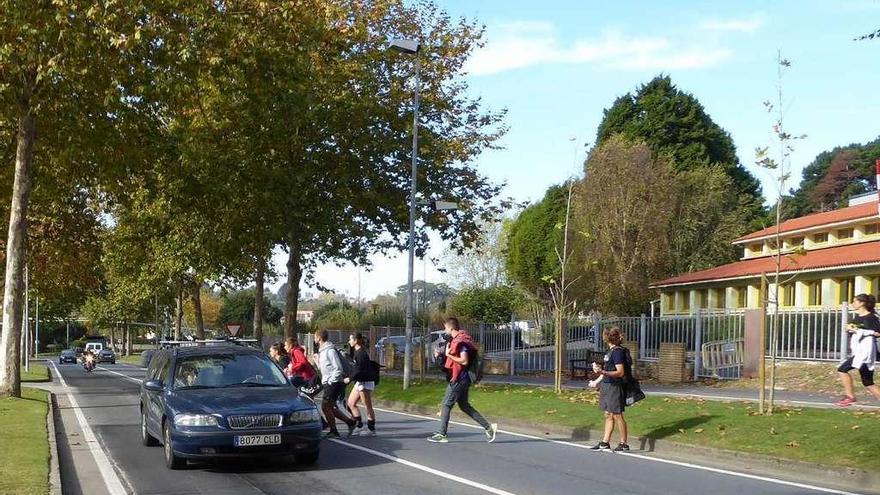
[485,423,498,443]
[361,428,376,437]
[353,426,365,436]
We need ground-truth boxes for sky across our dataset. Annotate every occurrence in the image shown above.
[268,0,880,300]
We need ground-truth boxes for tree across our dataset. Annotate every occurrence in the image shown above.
[217,289,282,335]
[754,53,807,415]
[441,219,511,289]
[595,75,764,219]
[394,281,455,311]
[448,286,523,324]
[575,136,678,316]
[505,185,568,302]
[0,1,146,397]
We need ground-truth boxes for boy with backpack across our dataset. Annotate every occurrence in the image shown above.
[427,317,498,444]
[314,330,356,438]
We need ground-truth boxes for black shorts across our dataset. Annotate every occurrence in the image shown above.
[838,358,875,387]
[599,381,626,414]
[322,381,347,405]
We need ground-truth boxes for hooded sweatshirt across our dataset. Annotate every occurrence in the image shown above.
[317,341,345,385]
[445,330,475,383]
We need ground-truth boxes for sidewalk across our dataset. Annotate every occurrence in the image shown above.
[393,371,880,410]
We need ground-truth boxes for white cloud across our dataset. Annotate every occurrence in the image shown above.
[464,23,733,76]
[698,12,768,33]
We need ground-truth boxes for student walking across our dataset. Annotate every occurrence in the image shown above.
[427,317,497,444]
[284,337,316,384]
[269,343,291,375]
[344,333,377,436]
[835,294,880,407]
[589,326,630,452]
[314,330,356,438]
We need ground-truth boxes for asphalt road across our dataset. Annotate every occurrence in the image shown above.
[49,362,868,495]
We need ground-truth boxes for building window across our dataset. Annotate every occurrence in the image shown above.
[837,228,854,240]
[748,243,763,255]
[696,289,709,309]
[679,291,690,312]
[731,287,746,308]
[837,277,855,304]
[663,293,674,312]
[787,237,804,250]
[711,288,726,309]
[806,280,822,306]
[865,223,880,236]
[780,284,795,307]
[812,232,828,244]
[871,276,880,300]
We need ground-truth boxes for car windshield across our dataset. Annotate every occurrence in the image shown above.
[172,353,288,389]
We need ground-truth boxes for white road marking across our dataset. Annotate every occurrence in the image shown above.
[328,438,518,495]
[97,366,145,385]
[374,407,863,495]
[49,361,128,495]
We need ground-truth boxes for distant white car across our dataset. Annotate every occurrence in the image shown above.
[84,342,104,354]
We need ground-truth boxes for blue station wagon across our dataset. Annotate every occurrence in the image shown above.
[139,344,322,469]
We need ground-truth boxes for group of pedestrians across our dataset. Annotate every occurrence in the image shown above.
[269,331,378,439]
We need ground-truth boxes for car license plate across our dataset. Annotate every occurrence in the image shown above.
[234,434,281,447]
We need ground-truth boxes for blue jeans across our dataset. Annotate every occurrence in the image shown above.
[439,379,490,435]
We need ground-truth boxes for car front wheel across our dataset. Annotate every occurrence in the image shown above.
[163,421,186,469]
[141,409,159,447]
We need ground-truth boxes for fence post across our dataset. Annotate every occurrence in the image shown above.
[592,312,602,352]
[839,303,849,360]
[479,322,485,346]
[694,310,703,381]
[509,314,516,376]
[639,314,647,361]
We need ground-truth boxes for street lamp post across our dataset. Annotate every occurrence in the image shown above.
[389,38,421,390]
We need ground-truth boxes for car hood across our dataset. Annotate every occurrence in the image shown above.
[168,386,313,416]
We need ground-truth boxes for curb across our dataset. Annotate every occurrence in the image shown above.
[373,399,879,495]
[46,391,62,495]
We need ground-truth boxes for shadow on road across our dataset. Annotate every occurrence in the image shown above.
[636,415,715,451]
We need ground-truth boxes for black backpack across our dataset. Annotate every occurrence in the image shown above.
[464,343,485,384]
[368,360,382,385]
[619,346,645,406]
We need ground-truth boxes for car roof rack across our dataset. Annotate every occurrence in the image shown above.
[158,337,260,349]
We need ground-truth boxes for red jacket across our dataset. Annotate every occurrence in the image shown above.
[287,346,316,381]
[444,330,474,383]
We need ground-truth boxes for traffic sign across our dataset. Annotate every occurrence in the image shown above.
[225,323,242,337]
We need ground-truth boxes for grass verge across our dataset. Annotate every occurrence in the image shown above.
[21,363,49,383]
[374,377,879,470]
[117,353,143,366]
[0,388,50,495]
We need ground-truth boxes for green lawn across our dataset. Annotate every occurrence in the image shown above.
[21,363,49,383]
[118,353,143,366]
[374,378,880,470]
[0,388,49,495]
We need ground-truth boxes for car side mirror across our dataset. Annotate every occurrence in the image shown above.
[144,379,164,392]
[290,376,306,388]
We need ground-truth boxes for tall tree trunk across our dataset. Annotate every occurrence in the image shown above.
[174,284,183,340]
[254,258,265,343]
[0,110,37,398]
[284,241,303,340]
[191,280,205,339]
[125,323,132,356]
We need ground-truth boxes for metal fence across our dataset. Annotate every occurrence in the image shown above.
[325,307,851,381]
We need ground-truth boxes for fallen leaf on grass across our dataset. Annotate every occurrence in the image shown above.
[693,428,704,433]
[678,428,686,434]
[786,441,800,448]
[769,427,777,435]
[851,425,861,430]
[546,409,557,414]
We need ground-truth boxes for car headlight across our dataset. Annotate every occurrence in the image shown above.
[289,408,321,424]
[173,414,218,427]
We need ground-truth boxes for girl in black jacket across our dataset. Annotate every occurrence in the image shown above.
[344,333,377,436]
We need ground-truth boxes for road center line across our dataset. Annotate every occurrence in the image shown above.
[328,438,517,495]
[97,366,145,385]
[49,361,128,495]
[374,407,861,495]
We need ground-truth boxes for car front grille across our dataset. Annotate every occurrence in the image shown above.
[227,414,283,430]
